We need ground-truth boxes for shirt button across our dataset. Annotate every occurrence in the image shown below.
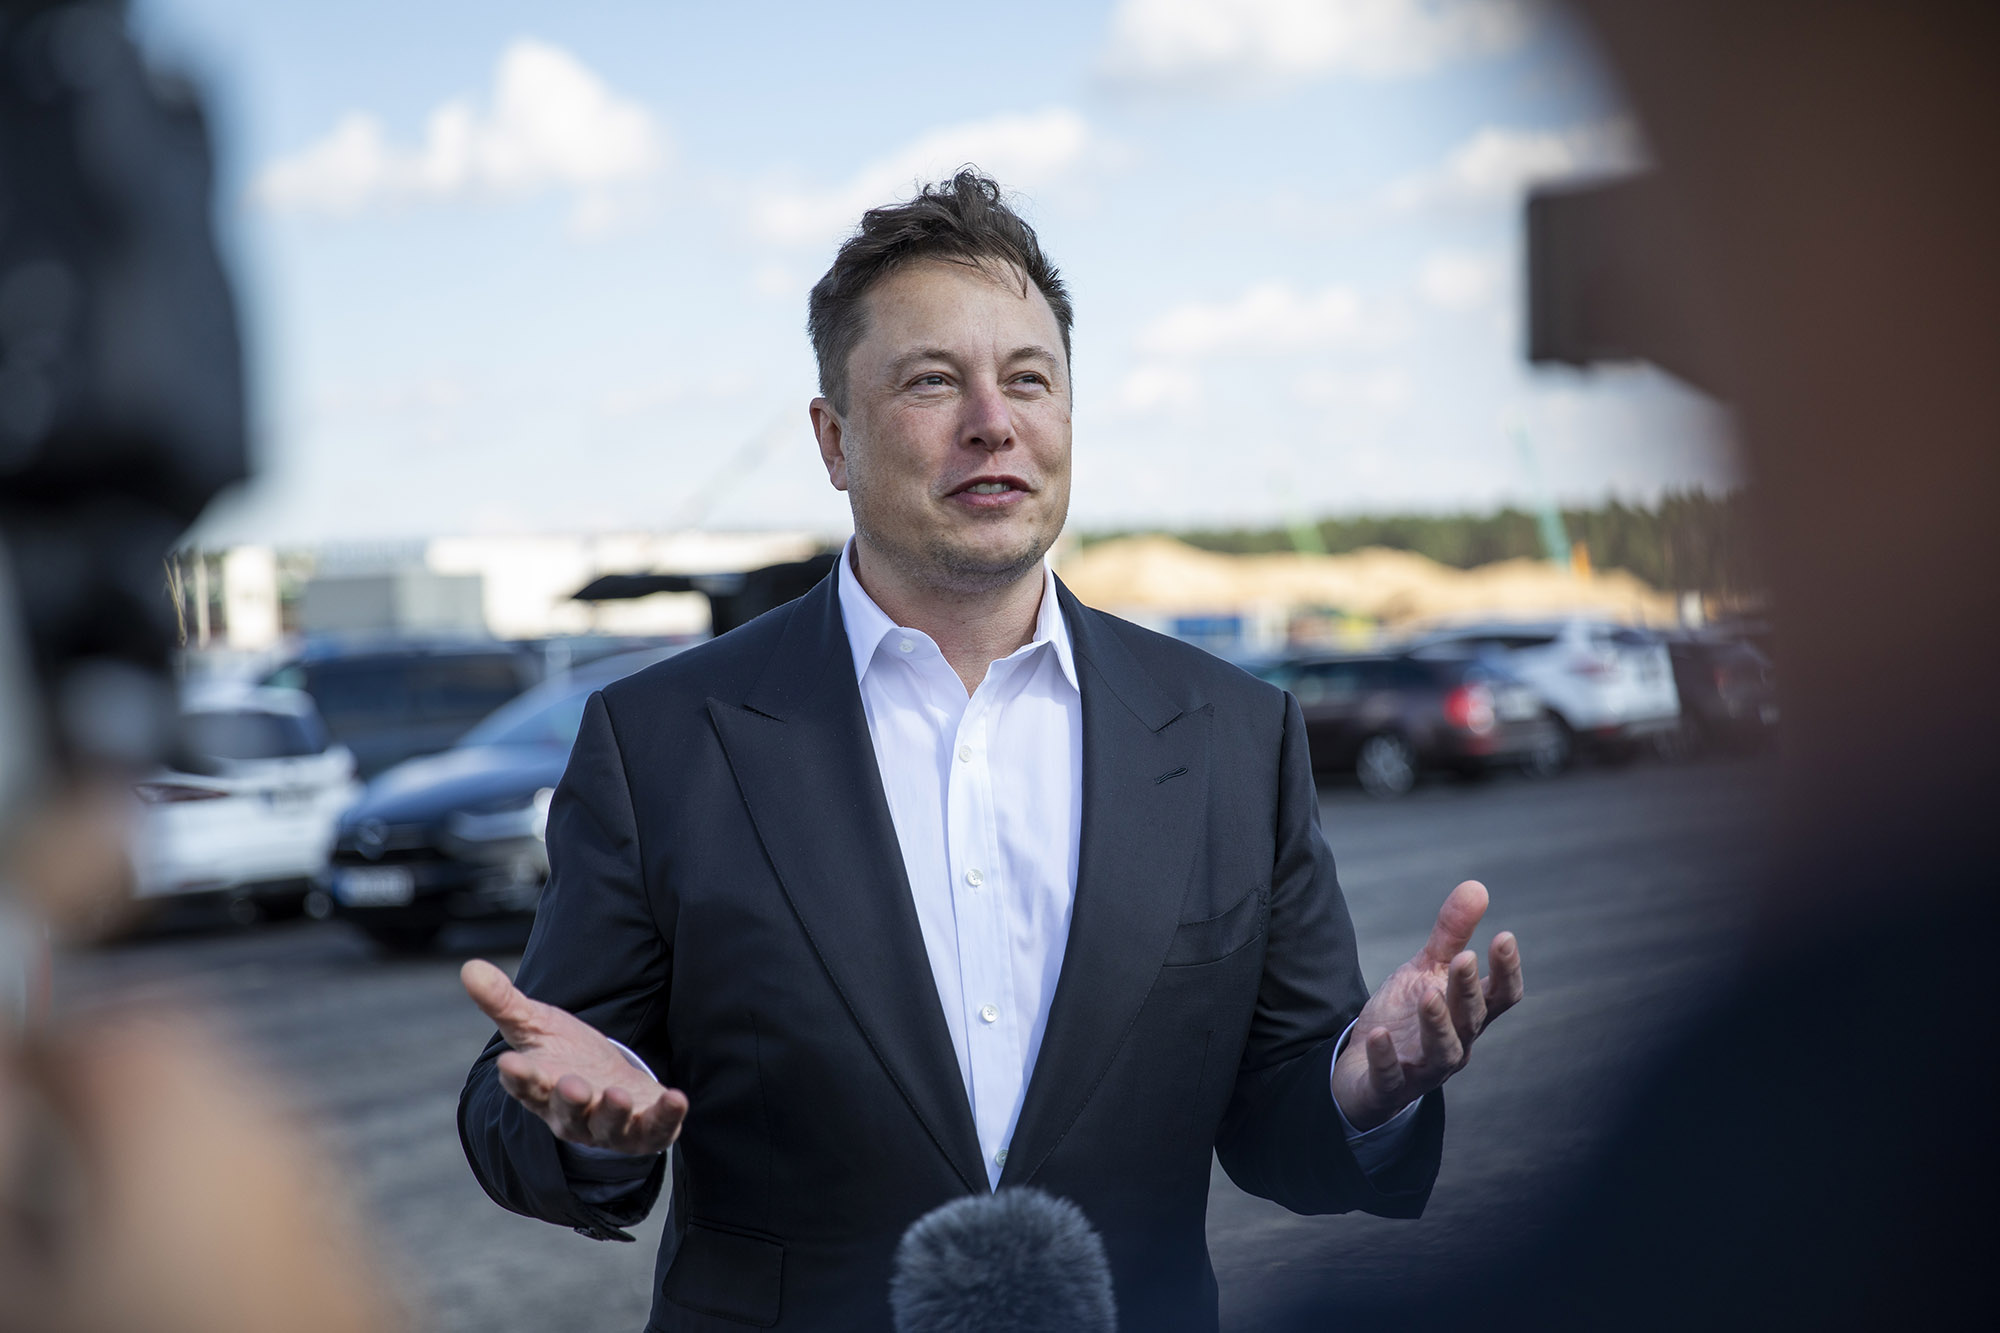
[995,1147,1009,1167]
[957,743,973,763]
[979,1004,998,1024]
[898,638,914,653]
[964,868,984,888]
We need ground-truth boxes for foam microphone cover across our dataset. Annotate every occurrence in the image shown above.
[890,1187,1117,1333]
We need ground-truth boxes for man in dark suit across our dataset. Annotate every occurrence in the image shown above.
[458,171,1522,1332]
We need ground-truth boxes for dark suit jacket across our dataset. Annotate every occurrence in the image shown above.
[459,571,1443,1331]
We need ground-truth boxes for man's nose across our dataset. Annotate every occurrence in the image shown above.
[960,381,1014,453]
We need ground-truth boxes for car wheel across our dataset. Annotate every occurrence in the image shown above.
[1522,716,1574,779]
[358,921,442,954]
[1356,733,1418,798]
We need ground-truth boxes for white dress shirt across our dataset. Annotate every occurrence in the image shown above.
[837,542,1083,1186]
[562,541,1417,1200]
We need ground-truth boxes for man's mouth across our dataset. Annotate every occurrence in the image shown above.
[946,476,1032,510]
[948,475,1030,496]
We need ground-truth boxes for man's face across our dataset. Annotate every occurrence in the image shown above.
[811,258,1072,595]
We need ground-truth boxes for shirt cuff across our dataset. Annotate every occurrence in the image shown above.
[1329,1017,1423,1177]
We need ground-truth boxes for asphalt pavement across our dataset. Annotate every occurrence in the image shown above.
[61,755,1774,1332]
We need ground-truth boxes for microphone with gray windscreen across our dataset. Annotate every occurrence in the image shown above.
[890,1187,1118,1333]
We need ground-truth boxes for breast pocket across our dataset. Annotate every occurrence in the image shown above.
[1162,882,1269,967]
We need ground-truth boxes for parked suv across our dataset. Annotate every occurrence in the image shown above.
[326,645,683,952]
[1252,653,1561,797]
[262,637,543,778]
[1408,618,1681,759]
[131,687,360,924]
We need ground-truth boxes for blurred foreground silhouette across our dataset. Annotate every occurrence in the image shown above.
[1276,1,2000,1325]
[0,3,398,1328]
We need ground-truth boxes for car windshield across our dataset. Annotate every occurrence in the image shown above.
[458,681,595,750]
[457,648,680,750]
[184,708,327,761]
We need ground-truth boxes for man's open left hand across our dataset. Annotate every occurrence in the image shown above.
[1330,880,1523,1131]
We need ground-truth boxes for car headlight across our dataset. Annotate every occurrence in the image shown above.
[449,787,556,844]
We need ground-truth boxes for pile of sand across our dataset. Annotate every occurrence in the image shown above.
[1055,535,1677,627]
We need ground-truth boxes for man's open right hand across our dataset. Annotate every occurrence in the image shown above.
[461,959,687,1156]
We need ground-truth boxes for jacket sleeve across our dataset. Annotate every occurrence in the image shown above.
[1214,692,1444,1218]
[457,690,673,1241]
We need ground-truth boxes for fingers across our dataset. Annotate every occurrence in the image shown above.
[461,959,540,1046]
[629,1087,690,1154]
[1422,880,1490,965]
[1418,988,1464,1070]
[1363,1027,1405,1103]
[1446,949,1486,1043]
[1484,931,1525,1017]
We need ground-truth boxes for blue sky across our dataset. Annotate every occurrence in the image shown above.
[133,0,1737,546]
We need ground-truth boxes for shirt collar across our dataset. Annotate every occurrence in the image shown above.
[835,537,1079,693]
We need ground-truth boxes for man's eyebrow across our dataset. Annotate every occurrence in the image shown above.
[886,347,962,377]
[1005,344,1062,367]
[884,344,1064,379]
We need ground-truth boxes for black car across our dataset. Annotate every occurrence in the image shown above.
[324,645,683,951]
[1667,635,1779,753]
[1252,652,1562,796]
[262,637,545,778]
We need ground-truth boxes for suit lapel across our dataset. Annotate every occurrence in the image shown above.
[705,575,988,1195]
[1003,583,1211,1185]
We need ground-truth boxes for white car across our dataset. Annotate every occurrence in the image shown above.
[1408,618,1682,764]
[131,687,361,924]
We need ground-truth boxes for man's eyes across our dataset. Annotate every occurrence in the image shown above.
[904,371,1052,390]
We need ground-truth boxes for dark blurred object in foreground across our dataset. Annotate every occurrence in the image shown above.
[890,1188,1117,1333]
[1278,1,2000,1328]
[0,0,245,808]
[0,6,399,1331]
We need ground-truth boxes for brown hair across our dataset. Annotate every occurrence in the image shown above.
[806,169,1074,414]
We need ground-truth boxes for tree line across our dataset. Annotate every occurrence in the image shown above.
[1085,489,1764,602]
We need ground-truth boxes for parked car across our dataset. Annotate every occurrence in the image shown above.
[324,645,684,952]
[261,637,543,778]
[131,687,360,924]
[1667,634,1779,753]
[1251,652,1562,797]
[1408,618,1681,759]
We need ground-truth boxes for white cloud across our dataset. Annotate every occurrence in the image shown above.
[1383,117,1643,211]
[252,38,666,233]
[1292,366,1413,409]
[1113,364,1203,415]
[750,108,1095,247]
[1101,0,1539,91]
[1138,281,1400,357]
[1419,249,1506,310]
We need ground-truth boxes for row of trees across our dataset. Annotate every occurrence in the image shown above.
[1089,489,1765,602]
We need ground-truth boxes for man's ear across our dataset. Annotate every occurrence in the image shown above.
[809,397,850,492]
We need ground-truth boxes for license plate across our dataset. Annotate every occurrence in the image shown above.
[1497,689,1540,721]
[334,865,415,907]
